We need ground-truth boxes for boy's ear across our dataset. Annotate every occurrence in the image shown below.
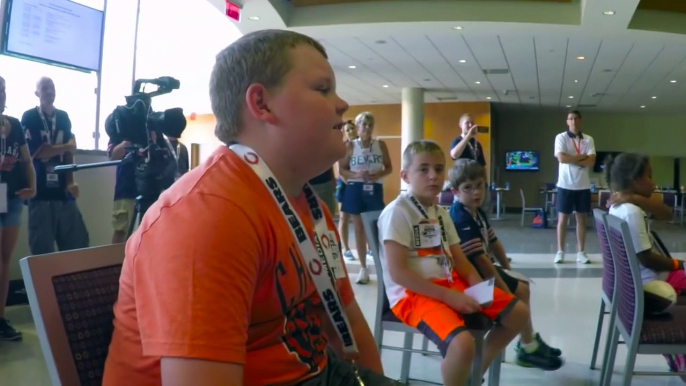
[400,170,410,184]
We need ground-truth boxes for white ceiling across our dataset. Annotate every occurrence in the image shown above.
[207,0,686,113]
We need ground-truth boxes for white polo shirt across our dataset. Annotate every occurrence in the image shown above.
[554,131,596,190]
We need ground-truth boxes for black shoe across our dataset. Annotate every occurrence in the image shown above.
[0,318,22,341]
[535,333,562,357]
[516,345,563,371]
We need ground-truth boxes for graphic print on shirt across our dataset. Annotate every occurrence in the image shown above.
[275,243,326,374]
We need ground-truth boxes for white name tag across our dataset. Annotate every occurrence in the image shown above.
[46,174,58,182]
[327,231,346,279]
[418,222,441,248]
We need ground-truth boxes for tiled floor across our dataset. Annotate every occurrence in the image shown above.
[2,213,686,385]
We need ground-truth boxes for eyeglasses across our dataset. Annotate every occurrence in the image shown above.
[460,184,485,194]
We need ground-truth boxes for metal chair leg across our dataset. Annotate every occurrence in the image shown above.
[488,351,502,386]
[471,332,484,386]
[601,326,620,386]
[422,336,429,352]
[590,300,606,369]
[399,332,413,383]
[621,348,637,386]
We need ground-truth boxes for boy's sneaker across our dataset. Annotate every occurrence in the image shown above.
[554,251,564,264]
[343,250,355,260]
[356,267,370,284]
[366,250,373,257]
[516,333,562,357]
[0,318,22,341]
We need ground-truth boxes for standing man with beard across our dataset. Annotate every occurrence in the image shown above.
[21,77,89,255]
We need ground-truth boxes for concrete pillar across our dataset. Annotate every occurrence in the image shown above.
[400,87,425,190]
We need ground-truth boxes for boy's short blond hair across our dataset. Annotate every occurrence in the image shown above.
[402,140,444,170]
[448,159,486,189]
[209,29,327,144]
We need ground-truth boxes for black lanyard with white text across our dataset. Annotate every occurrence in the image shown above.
[229,144,364,385]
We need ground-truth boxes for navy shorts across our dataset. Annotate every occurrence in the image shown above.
[0,198,23,228]
[340,182,384,215]
[556,188,591,215]
[335,178,346,203]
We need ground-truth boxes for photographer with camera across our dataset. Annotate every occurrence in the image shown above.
[21,77,89,255]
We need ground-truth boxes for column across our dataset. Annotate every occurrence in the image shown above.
[400,87,425,191]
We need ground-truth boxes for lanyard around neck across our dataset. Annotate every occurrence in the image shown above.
[467,138,479,159]
[37,107,57,145]
[229,144,359,358]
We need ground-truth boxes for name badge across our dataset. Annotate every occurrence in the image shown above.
[417,222,441,248]
[362,183,374,196]
[46,173,59,188]
[327,231,346,279]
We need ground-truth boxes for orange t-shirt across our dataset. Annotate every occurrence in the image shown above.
[102,146,355,386]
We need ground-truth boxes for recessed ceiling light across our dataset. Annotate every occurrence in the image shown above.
[452,26,463,30]
[348,65,356,69]
[248,16,260,20]
[671,80,677,83]
[459,60,467,63]
[566,105,572,108]
[652,96,657,99]
[574,79,578,83]
[382,85,389,88]
[568,96,574,99]
[640,105,646,108]
[486,97,492,100]
[576,56,585,60]
[475,81,481,84]
[603,11,615,16]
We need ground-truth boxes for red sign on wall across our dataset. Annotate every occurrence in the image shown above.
[226,1,241,21]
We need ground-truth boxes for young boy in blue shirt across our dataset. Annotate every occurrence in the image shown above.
[448,159,563,371]
[378,140,529,385]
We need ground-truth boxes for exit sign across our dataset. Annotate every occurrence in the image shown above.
[226,1,241,21]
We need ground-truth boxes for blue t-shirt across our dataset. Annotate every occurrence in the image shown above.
[0,116,28,200]
[21,107,72,201]
[448,201,498,262]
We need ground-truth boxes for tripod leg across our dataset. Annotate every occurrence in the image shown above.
[127,200,141,241]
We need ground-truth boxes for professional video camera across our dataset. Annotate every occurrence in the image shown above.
[56,76,187,239]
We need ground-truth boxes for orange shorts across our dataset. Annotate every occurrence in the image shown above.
[391,273,517,357]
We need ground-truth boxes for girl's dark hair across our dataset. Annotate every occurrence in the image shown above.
[604,152,650,192]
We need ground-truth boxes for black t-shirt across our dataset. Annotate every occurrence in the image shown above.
[22,107,72,201]
[0,116,28,200]
[449,136,486,167]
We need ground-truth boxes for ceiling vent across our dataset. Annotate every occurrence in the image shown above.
[482,69,510,75]
[436,96,459,101]
[577,104,596,108]
[590,93,604,97]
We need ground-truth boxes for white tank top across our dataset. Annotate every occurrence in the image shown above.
[349,139,385,183]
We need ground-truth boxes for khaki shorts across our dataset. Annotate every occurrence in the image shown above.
[112,199,135,232]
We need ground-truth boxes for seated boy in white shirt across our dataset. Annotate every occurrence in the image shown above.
[377,140,529,385]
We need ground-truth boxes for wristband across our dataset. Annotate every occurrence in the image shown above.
[673,258,679,271]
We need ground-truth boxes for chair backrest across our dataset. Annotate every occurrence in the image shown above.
[361,210,389,326]
[437,190,454,207]
[663,192,677,208]
[605,214,645,339]
[20,244,126,386]
[519,189,526,206]
[593,209,615,300]
[598,190,611,211]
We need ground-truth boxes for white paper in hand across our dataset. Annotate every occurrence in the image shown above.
[0,183,7,214]
[464,277,495,305]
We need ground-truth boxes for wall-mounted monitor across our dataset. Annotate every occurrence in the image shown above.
[593,151,622,173]
[505,150,539,171]
[2,0,104,71]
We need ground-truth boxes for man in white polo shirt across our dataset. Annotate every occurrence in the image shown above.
[553,110,595,264]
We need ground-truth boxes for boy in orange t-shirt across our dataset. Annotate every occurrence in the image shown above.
[102,30,398,386]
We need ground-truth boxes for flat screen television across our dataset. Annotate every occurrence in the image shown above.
[2,0,105,71]
[505,151,539,171]
[593,151,622,173]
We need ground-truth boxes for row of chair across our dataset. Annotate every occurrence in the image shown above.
[590,208,686,385]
